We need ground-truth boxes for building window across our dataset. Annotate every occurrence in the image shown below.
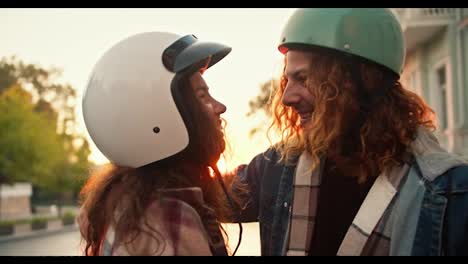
[408,71,418,94]
[436,65,448,130]
[404,70,422,96]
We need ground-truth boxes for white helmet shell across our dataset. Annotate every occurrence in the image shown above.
[82,32,231,168]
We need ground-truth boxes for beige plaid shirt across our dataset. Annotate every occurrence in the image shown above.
[285,150,411,256]
[285,127,466,256]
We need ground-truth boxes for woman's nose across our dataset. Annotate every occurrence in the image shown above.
[213,99,226,115]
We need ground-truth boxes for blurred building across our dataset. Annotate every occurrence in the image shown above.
[392,8,468,159]
[0,183,32,220]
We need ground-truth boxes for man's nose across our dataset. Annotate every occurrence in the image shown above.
[281,82,301,107]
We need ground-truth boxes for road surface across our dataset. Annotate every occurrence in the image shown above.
[0,223,260,256]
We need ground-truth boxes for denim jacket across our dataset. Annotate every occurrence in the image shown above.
[236,129,468,255]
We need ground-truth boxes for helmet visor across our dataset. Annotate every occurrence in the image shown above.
[162,34,231,74]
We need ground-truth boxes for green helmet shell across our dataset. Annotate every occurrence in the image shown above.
[278,8,405,76]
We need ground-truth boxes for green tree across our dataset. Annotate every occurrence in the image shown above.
[0,84,63,184]
[0,56,92,212]
[246,78,280,137]
[0,56,77,136]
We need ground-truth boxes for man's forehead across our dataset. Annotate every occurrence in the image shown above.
[285,51,313,74]
[285,64,310,77]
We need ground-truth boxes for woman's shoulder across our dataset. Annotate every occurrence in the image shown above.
[144,189,213,255]
[109,189,212,256]
[147,189,206,228]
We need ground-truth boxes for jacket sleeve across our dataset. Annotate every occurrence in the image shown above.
[444,165,468,256]
[231,148,274,223]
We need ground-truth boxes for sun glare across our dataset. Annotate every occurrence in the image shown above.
[216,156,228,175]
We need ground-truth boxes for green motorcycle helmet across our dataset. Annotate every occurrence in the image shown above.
[278,8,405,76]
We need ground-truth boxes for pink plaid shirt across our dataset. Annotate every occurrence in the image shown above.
[79,187,227,256]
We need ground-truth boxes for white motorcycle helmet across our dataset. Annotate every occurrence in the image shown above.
[82,32,231,168]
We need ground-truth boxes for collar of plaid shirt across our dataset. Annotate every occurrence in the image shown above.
[284,148,411,256]
[285,127,466,256]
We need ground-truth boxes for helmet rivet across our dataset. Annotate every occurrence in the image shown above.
[153,127,160,134]
[344,43,351,50]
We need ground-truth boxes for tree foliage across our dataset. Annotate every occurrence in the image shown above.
[246,78,280,137]
[0,56,91,205]
[0,84,63,184]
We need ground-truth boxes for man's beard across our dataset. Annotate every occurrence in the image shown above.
[304,104,364,156]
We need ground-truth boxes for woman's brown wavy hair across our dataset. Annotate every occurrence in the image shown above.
[270,47,436,183]
[79,74,242,256]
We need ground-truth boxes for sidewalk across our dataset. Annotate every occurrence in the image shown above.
[0,223,79,244]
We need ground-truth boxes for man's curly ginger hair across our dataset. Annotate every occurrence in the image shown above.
[269,48,436,183]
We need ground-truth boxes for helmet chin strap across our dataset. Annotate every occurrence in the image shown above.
[210,164,243,256]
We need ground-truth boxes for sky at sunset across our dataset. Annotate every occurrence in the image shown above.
[1,8,295,171]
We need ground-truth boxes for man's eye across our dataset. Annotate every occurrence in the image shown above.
[297,77,307,83]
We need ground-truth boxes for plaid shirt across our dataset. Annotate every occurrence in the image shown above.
[80,187,227,256]
[285,127,468,256]
[285,151,410,256]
